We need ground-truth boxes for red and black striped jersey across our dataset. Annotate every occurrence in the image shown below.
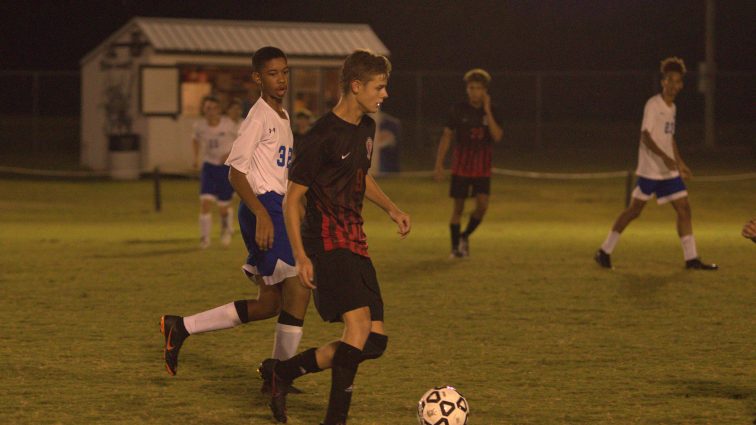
[289,112,375,258]
[446,102,501,178]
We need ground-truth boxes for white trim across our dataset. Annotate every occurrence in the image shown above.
[631,186,652,201]
[241,260,297,286]
[657,190,688,205]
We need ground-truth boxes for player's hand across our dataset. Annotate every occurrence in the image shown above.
[389,209,411,239]
[662,156,678,171]
[295,255,316,288]
[254,211,274,250]
[433,166,445,182]
[742,219,756,241]
[483,93,492,112]
[679,164,693,180]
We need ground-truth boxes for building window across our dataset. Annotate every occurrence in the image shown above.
[180,66,258,117]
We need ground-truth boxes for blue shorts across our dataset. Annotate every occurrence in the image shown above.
[238,192,297,285]
[200,162,234,204]
[632,176,688,204]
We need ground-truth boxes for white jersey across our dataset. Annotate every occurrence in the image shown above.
[193,116,236,166]
[225,97,293,195]
[635,94,679,180]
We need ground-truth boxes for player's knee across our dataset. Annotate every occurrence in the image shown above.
[360,332,388,362]
[677,205,691,220]
[626,207,642,220]
[277,309,304,327]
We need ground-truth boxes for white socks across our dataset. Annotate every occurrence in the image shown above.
[183,302,242,335]
[221,208,233,233]
[272,323,303,360]
[601,230,621,254]
[680,234,698,261]
[199,213,212,241]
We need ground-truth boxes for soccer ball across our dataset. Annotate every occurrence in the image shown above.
[417,386,469,425]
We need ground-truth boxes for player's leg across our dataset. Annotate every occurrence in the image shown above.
[670,197,718,270]
[161,276,280,376]
[320,307,371,425]
[218,201,233,246]
[460,180,490,256]
[595,197,647,268]
[198,162,216,248]
[217,165,235,246]
[272,276,311,361]
[448,175,467,258]
[199,197,214,249]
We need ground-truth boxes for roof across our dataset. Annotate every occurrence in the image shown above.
[82,17,389,64]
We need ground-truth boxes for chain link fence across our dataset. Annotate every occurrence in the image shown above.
[1,69,753,169]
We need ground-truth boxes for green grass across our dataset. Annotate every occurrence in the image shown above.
[1,175,754,424]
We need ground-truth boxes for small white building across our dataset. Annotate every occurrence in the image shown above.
[80,16,389,176]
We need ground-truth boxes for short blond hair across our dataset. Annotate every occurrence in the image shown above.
[660,57,687,76]
[464,68,491,87]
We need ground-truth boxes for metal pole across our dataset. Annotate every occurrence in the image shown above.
[704,0,716,148]
[154,167,161,212]
[535,73,543,149]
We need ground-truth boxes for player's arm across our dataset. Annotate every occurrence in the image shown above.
[434,128,454,181]
[283,181,315,288]
[640,130,677,171]
[365,174,411,239]
[672,138,692,179]
[228,167,274,250]
[225,119,273,250]
[483,93,503,142]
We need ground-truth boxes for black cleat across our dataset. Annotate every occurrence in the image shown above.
[448,250,464,259]
[685,258,719,270]
[594,249,612,269]
[458,235,470,257]
[258,358,291,423]
[160,315,188,376]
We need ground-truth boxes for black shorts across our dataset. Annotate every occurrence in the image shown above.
[449,175,490,198]
[311,249,384,323]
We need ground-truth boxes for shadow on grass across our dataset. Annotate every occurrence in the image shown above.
[670,379,756,419]
[124,238,196,245]
[615,270,686,307]
[92,247,200,258]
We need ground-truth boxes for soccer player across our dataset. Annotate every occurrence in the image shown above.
[226,97,245,130]
[433,68,503,258]
[595,57,718,270]
[258,50,411,425]
[161,48,311,389]
[193,95,236,248]
[743,218,756,243]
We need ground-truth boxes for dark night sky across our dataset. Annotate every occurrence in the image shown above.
[1,0,755,72]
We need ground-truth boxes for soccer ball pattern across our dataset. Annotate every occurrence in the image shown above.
[417,386,469,425]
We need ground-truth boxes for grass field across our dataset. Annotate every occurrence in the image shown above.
[1,174,754,424]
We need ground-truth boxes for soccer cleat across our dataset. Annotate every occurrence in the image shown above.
[448,250,464,259]
[161,315,188,376]
[458,235,470,257]
[220,228,232,247]
[199,237,210,249]
[685,258,719,270]
[258,359,291,423]
[594,249,612,269]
